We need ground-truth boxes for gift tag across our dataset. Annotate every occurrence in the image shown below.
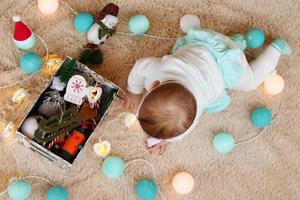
[64,75,87,105]
[93,140,111,158]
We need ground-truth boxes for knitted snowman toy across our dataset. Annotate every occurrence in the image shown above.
[87,3,119,46]
[80,3,119,65]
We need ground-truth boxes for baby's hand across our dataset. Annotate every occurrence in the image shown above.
[124,92,143,112]
[146,139,168,155]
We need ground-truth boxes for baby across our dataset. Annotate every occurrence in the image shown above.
[125,28,291,154]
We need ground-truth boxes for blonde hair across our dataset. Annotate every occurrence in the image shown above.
[138,82,196,139]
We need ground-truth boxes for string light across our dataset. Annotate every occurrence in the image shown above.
[38,0,59,15]
[124,113,138,128]
[264,72,285,95]
[2,122,15,138]
[12,89,28,104]
[172,172,194,195]
[0,2,288,200]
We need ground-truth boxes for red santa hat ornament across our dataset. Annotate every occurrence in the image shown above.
[12,16,36,50]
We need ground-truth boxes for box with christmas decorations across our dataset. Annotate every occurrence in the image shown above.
[16,57,119,168]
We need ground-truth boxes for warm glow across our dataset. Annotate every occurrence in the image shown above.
[38,0,59,14]
[98,145,107,154]
[124,113,138,128]
[2,122,15,138]
[12,88,28,104]
[172,172,194,195]
[93,140,111,158]
[264,73,284,95]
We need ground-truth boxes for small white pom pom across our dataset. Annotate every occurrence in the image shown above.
[180,14,200,33]
[12,15,21,22]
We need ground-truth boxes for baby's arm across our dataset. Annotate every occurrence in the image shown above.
[126,58,154,111]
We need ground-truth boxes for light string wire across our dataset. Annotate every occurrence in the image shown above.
[0,175,54,198]
[182,92,285,199]
[1,1,287,200]
[122,159,166,200]
[0,33,49,90]
[0,1,50,90]
[0,0,77,90]
[2,0,257,89]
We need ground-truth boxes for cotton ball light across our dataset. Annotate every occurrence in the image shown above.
[135,179,158,200]
[102,156,125,179]
[128,15,150,35]
[246,28,265,49]
[180,14,200,33]
[46,186,69,200]
[264,73,284,95]
[38,0,59,15]
[124,112,138,128]
[73,12,94,33]
[172,172,194,195]
[213,132,235,154]
[251,107,272,128]
[20,52,42,73]
[12,88,28,104]
[3,122,16,138]
[8,179,32,200]
[21,117,39,139]
[231,33,247,50]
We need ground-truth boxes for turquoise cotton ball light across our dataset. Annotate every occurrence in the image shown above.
[73,12,94,33]
[213,132,235,154]
[8,179,32,200]
[20,52,42,73]
[246,28,265,48]
[46,186,69,200]
[135,179,158,200]
[102,156,125,179]
[251,107,272,128]
[128,15,150,35]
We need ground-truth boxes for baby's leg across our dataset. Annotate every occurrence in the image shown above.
[232,38,292,91]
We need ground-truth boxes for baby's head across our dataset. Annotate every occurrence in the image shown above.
[138,82,196,139]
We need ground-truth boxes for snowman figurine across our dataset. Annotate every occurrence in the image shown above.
[80,3,119,65]
[87,3,119,46]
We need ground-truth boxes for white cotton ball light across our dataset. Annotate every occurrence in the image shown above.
[180,14,200,33]
[21,117,39,139]
[124,113,138,128]
[38,0,59,15]
[263,73,285,95]
[172,172,195,195]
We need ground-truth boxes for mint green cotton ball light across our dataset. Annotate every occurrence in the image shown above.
[251,107,272,128]
[46,186,69,200]
[213,132,235,154]
[246,28,265,49]
[73,12,94,33]
[135,179,158,200]
[128,15,150,35]
[8,179,32,200]
[102,156,125,179]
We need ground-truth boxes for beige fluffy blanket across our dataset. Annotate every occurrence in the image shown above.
[0,0,299,199]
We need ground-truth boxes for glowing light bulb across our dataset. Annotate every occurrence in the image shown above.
[264,73,284,95]
[12,88,28,104]
[38,0,59,15]
[93,140,111,158]
[172,172,194,195]
[3,122,15,138]
[124,113,137,128]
